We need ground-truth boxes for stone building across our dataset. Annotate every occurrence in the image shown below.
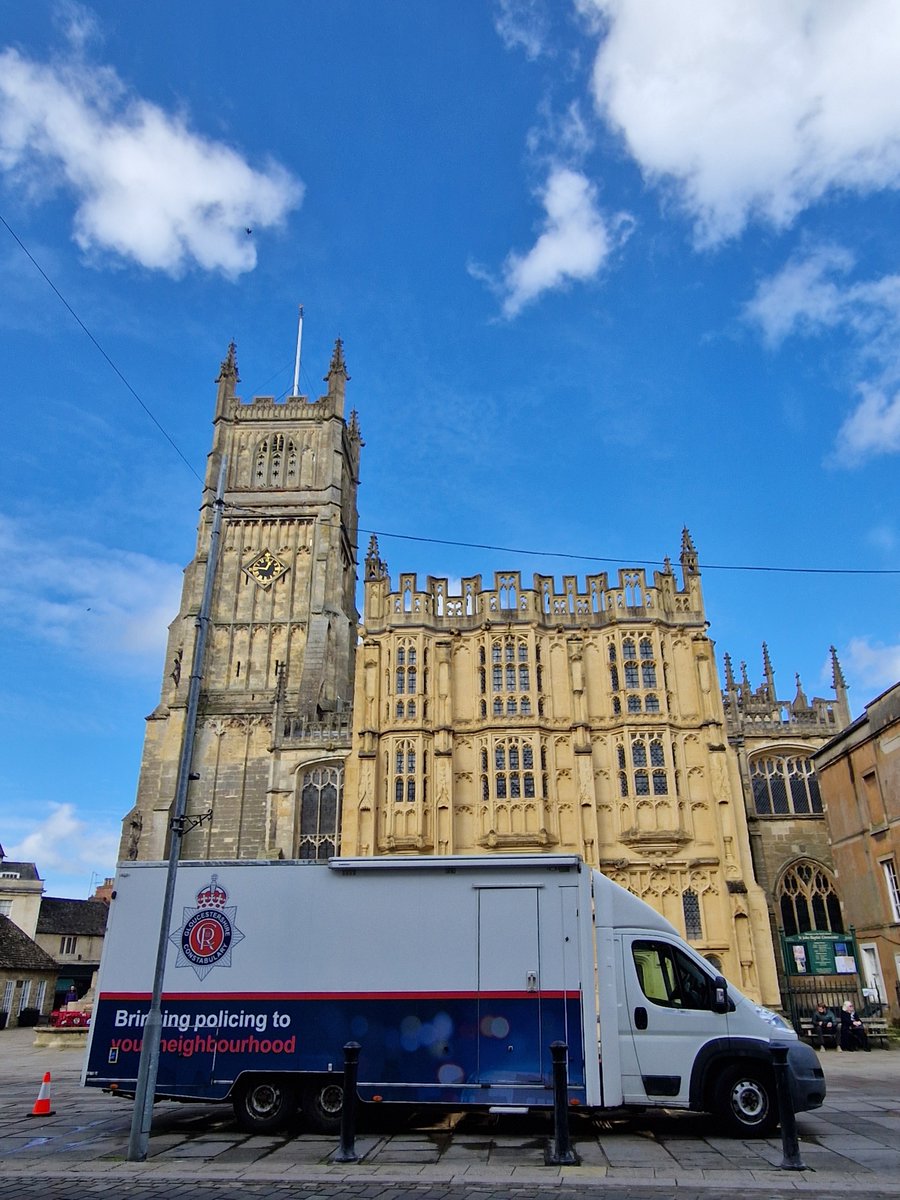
[0,915,57,1029]
[813,681,900,1019]
[122,340,361,864]
[0,856,113,1010]
[35,897,109,1005]
[341,534,781,1004]
[722,648,851,987]
[121,336,855,1009]
[0,857,44,939]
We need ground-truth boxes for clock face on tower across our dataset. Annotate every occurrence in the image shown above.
[244,549,289,589]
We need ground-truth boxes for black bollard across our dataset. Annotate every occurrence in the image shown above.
[544,1041,578,1165]
[332,1041,361,1163]
[771,1044,807,1171]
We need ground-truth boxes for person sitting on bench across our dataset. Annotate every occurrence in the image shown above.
[840,1000,870,1051]
[811,1003,838,1048]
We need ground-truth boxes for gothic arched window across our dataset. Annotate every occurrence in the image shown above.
[489,737,536,800]
[751,754,823,816]
[682,889,703,940]
[394,740,417,804]
[621,735,669,797]
[395,640,417,697]
[486,636,533,718]
[253,433,297,487]
[777,860,843,936]
[297,764,342,860]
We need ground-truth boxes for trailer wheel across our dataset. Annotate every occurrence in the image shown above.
[233,1078,296,1133]
[301,1079,344,1133]
[714,1064,777,1137]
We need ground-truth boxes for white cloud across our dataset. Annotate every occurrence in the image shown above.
[843,635,900,697]
[4,802,119,898]
[834,386,900,466]
[0,515,182,674]
[746,247,900,355]
[54,0,102,52]
[494,0,551,61]
[526,98,594,162]
[0,43,302,277]
[744,245,855,346]
[745,246,900,463]
[583,0,900,243]
[475,167,632,317]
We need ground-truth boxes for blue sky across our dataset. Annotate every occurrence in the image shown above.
[1,0,898,899]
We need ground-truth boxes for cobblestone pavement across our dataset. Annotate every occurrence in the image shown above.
[4,1183,900,1200]
[1,1027,898,1199]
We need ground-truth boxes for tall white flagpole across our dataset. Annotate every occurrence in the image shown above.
[291,304,304,397]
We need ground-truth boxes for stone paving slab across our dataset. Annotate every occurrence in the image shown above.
[2,1025,900,1193]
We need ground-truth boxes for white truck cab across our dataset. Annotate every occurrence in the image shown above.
[593,872,821,1133]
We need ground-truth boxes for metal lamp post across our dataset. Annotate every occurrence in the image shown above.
[126,457,226,1162]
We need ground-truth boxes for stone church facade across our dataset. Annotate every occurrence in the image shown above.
[342,534,787,1002]
[722,648,851,979]
[122,338,851,1006]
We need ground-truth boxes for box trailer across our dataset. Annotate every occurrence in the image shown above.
[83,854,824,1136]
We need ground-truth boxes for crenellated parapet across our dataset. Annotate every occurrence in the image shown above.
[204,339,361,505]
[230,394,341,421]
[722,644,851,737]
[364,558,705,630]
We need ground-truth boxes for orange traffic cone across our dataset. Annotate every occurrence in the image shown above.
[27,1071,55,1117]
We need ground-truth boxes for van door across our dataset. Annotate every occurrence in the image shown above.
[477,887,542,1083]
[619,935,727,1106]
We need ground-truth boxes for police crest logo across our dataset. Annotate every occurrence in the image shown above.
[169,875,245,980]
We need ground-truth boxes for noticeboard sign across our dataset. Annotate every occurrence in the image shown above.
[784,932,857,976]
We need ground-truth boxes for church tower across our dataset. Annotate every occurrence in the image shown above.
[122,336,362,864]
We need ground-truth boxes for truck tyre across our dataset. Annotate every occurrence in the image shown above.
[715,1064,777,1137]
[301,1079,344,1133]
[233,1078,296,1133]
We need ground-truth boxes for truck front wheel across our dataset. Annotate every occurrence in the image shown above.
[233,1078,296,1133]
[301,1079,344,1133]
[714,1065,777,1137]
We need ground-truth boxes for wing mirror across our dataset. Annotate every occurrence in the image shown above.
[711,974,730,1014]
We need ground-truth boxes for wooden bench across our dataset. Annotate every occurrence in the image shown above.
[798,1016,839,1048]
[801,1014,892,1048]
[862,1017,891,1048]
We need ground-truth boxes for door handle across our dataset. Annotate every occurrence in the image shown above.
[634,1006,648,1030]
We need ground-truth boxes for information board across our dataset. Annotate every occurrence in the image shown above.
[784,932,856,976]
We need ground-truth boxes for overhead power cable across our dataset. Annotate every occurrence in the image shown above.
[358,527,900,575]
[220,507,898,576]
[1,212,204,485]
[6,212,898,580]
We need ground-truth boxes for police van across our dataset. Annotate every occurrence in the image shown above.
[83,854,824,1136]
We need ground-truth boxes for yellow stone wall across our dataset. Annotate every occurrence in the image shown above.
[343,536,781,1004]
